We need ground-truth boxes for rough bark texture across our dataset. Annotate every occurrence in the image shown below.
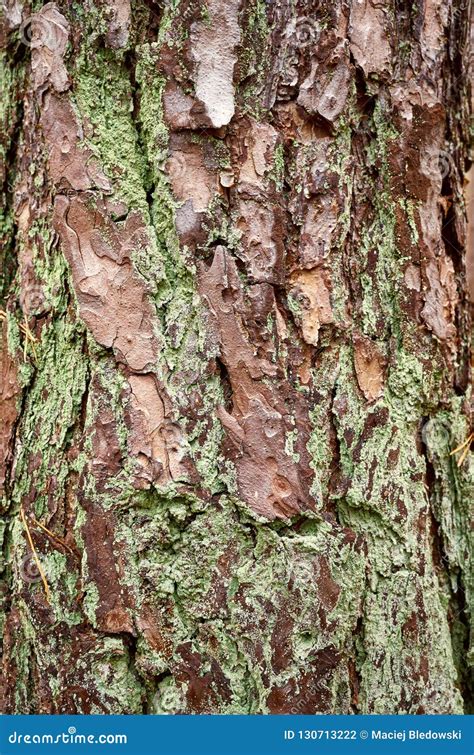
[0,0,473,714]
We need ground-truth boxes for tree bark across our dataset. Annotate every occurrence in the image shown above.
[0,0,472,714]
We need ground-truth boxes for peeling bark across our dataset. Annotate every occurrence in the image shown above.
[0,0,472,715]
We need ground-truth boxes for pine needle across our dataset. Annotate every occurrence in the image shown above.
[0,309,37,361]
[32,518,74,556]
[449,432,473,467]
[20,507,51,604]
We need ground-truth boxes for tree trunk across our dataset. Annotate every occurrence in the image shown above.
[0,0,472,715]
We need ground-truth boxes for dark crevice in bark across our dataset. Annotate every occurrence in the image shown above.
[440,185,471,393]
[78,363,91,434]
[124,49,155,222]
[137,0,168,41]
[143,670,173,714]
[349,612,364,713]
[393,0,422,44]
[26,652,39,715]
[328,382,343,527]
[200,238,230,265]
[121,631,149,712]
[233,504,258,550]
[0,80,24,307]
[446,1,470,93]
[2,374,28,509]
[440,193,462,270]
[352,58,376,122]
[215,356,233,412]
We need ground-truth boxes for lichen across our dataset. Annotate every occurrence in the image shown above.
[73,49,150,214]
[285,428,300,463]
[11,318,89,520]
[269,142,285,191]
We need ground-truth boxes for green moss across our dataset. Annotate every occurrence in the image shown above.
[325,115,354,323]
[151,675,186,713]
[73,50,150,214]
[5,311,22,360]
[0,53,25,306]
[423,402,473,702]
[82,581,101,626]
[103,488,367,712]
[327,343,466,712]
[238,0,271,117]
[10,317,89,522]
[285,428,300,463]
[286,292,302,318]
[10,605,37,712]
[399,198,420,244]
[268,142,285,191]
[387,349,428,420]
[80,636,145,713]
[358,573,462,713]
[134,45,231,495]
[307,353,338,508]
[42,552,82,626]
[134,53,200,361]
[359,191,399,338]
